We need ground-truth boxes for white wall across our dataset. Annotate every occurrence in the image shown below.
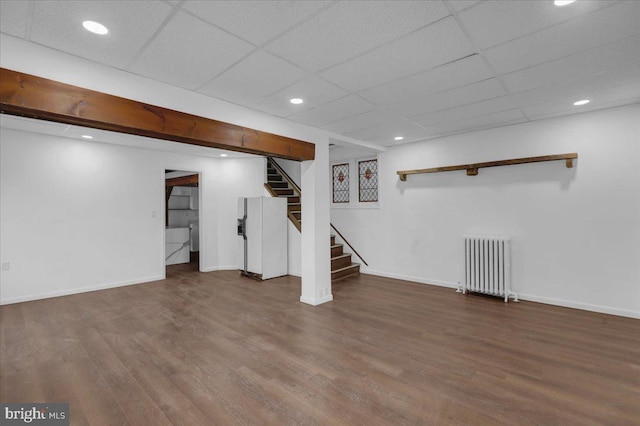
[0,128,264,304]
[1,34,335,306]
[331,104,640,318]
[273,158,301,188]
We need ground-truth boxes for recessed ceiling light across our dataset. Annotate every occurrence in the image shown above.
[290,98,303,105]
[81,135,93,139]
[82,20,108,35]
[394,136,404,141]
[220,153,228,157]
[573,99,590,106]
[554,0,576,6]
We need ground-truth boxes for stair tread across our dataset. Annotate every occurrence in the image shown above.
[331,263,360,273]
[331,253,351,260]
[330,244,342,249]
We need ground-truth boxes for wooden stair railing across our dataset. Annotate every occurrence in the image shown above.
[264,158,361,281]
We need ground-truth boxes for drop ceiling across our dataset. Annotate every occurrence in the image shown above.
[1,0,638,148]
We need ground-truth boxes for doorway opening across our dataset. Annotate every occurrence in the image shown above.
[165,170,201,273]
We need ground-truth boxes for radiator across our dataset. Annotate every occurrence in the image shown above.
[461,235,518,302]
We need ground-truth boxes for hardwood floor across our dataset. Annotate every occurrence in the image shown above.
[1,268,639,425]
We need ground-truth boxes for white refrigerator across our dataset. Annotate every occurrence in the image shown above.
[237,197,288,280]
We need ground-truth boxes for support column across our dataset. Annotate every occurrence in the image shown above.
[300,138,332,305]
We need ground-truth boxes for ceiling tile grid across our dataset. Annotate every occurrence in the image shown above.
[388,78,508,118]
[411,96,518,128]
[423,109,527,137]
[320,109,406,135]
[483,1,640,74]
[320,17,476,93]
[286,95,376,127]
[512,62,640,109]
[196,50,308,105]
[182,0,331,46]
[358,54,494,106]
[264,0,450,72]
[1,0,639,148]
[522,83,640,119]
[457,0,614,50]
[28,0,173,69]
[501,35,640,94]
[128,10,255,90]
[247,76,348,118]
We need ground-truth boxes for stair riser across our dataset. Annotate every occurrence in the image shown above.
[275,189,294,196]
[288,204,301,212]
[330,236,335,245]
[287,197,300,204]
[268,182,289,188]
[331,245,343,257]
[331,266,360,280]
[267,174,282,181]
[291,212,301,220]
[331,256,351,269]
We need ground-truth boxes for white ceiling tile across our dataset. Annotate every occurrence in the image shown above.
[484,2,640,74]
[388,78,506,117]
[412,96,517,127]
[424,109,526,136]
[522,83,640,118]
[182,1,329,45]
[447,0,482,13]
[248,76,348,117]
[512,63,640,107]
[30,1,172,69]
[265,1,450,72]
[129,11,254,90]
[0,1,29,38]
[321,17,475,92]
[458,0,613,49]
[198,50,307,104]
[502,36,640,94]
[287,95,376,127]
[321,110,403,135]
[358,54,493,106]
[346,118,435,145]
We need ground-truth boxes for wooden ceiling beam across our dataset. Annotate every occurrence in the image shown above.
[165,174,198,187]
[0,68,315,161]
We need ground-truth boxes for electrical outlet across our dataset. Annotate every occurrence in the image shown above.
[1,262,9,271]
[151,210,157,218]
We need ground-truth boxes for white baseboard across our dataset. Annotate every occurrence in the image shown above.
[360,268,458,289]
[360,268,639,319]
[300,294,333,306]
[200,265,239,272]
[516,293,640,319]
[0,275,164,305]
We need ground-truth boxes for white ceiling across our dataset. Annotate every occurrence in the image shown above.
[1,0,639,148]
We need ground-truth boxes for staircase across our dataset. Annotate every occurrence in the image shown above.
[264,158,360,281]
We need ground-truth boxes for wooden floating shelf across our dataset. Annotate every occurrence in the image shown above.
[397,153,578,181]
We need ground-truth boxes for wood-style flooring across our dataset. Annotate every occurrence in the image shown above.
[1,265,639,425]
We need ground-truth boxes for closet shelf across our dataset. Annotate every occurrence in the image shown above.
[397,153,578,181]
